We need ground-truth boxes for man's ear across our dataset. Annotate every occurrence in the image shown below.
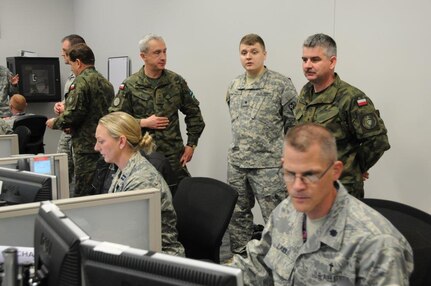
[329,55,337,71]
[332,160,344,180]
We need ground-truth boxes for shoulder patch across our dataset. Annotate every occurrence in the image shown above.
[113,96,121,107]
[119,84,125,90]
[361,113,378,130]
[69,84,75,91]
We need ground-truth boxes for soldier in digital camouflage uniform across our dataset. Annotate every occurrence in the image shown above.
[226,34,297,256]
[0,118,13,135]
[232,123,413,285]
[109,34,205,183]
[295,33,390,198]
[0,65,19,117]
[47,43,114,197]
[95,111,185,257]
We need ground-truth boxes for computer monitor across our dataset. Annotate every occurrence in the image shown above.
[0,134,19,158]
[0,167,57,205]
[80,240,243,286]
[29,156,54,175]
[0,189,162,251]
[33,201,90,286]
[0,153,69,200]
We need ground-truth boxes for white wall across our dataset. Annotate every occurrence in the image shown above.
[0,0,75,152]
[1,0,430,214]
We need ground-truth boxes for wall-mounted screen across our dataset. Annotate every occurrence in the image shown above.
[6,57,61,102]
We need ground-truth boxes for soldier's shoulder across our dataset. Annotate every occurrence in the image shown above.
[336,78,367,99]
[344,196,403,238]
[266,69,291,81]
[227,74,244,89]
[162,69,182,80]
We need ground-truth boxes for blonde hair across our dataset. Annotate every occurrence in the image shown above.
[98,112,156,154]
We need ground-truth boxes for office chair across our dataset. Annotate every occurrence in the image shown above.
[172,177,238,263]
[12,114,47,154]
[362,198,431,286]
[13,125,31,154]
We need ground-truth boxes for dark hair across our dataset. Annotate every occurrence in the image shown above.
[61,34,86,46]
[303,33,337,57]
[240,34,266,51]
[68,43,95,65]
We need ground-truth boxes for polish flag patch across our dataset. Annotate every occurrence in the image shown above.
[69,84,75,91]
[357,98,368,107]
[119,84,125,90]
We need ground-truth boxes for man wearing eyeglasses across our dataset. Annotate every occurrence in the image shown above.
[231,123,413,285]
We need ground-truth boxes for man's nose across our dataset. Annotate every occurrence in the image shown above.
[292,175,307,190]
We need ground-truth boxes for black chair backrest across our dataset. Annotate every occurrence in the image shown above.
[362,198,431,286]
[13,125,31,154]
[173,177,238,263]
[12,114,47,154]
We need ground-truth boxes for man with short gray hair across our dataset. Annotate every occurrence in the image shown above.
[232,123,413,285]
[295,33,390,198]
[109,34,205,183]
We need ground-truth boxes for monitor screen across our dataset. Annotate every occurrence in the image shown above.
[0,167,56,205]
[80,240,243,286]
[30,156,54,175]
[34,201,90,286]
[6,57,61,102]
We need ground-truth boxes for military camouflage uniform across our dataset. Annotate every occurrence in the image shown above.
[109,152,185,257]
[226,68,297,255]
[109,66,205,182]
[53,67,114,196]
[232,183,413,285]
[0,65,19,116]
[295,74,390,198]
[0,118,13,135]
[57,73,75,196]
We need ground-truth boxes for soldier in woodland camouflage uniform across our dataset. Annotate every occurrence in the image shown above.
[232,123,413,285]
[295,33,390,198]
[54,34,86,196]
[226,34,297,256]
[95,112,185,257]
[47,43,114,197]
[109,34,205,183]
[0,65,19,117]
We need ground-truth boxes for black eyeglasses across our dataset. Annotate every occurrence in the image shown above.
[284,162,334,184]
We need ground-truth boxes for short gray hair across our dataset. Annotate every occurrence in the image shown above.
[303,33,337,58]
[284,123,337,164]
[138,33,164,53]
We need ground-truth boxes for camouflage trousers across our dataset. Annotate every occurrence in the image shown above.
[57,132,75,196]
[165,151,190,184]
[227,163,286,255]
[73,152,100,197]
